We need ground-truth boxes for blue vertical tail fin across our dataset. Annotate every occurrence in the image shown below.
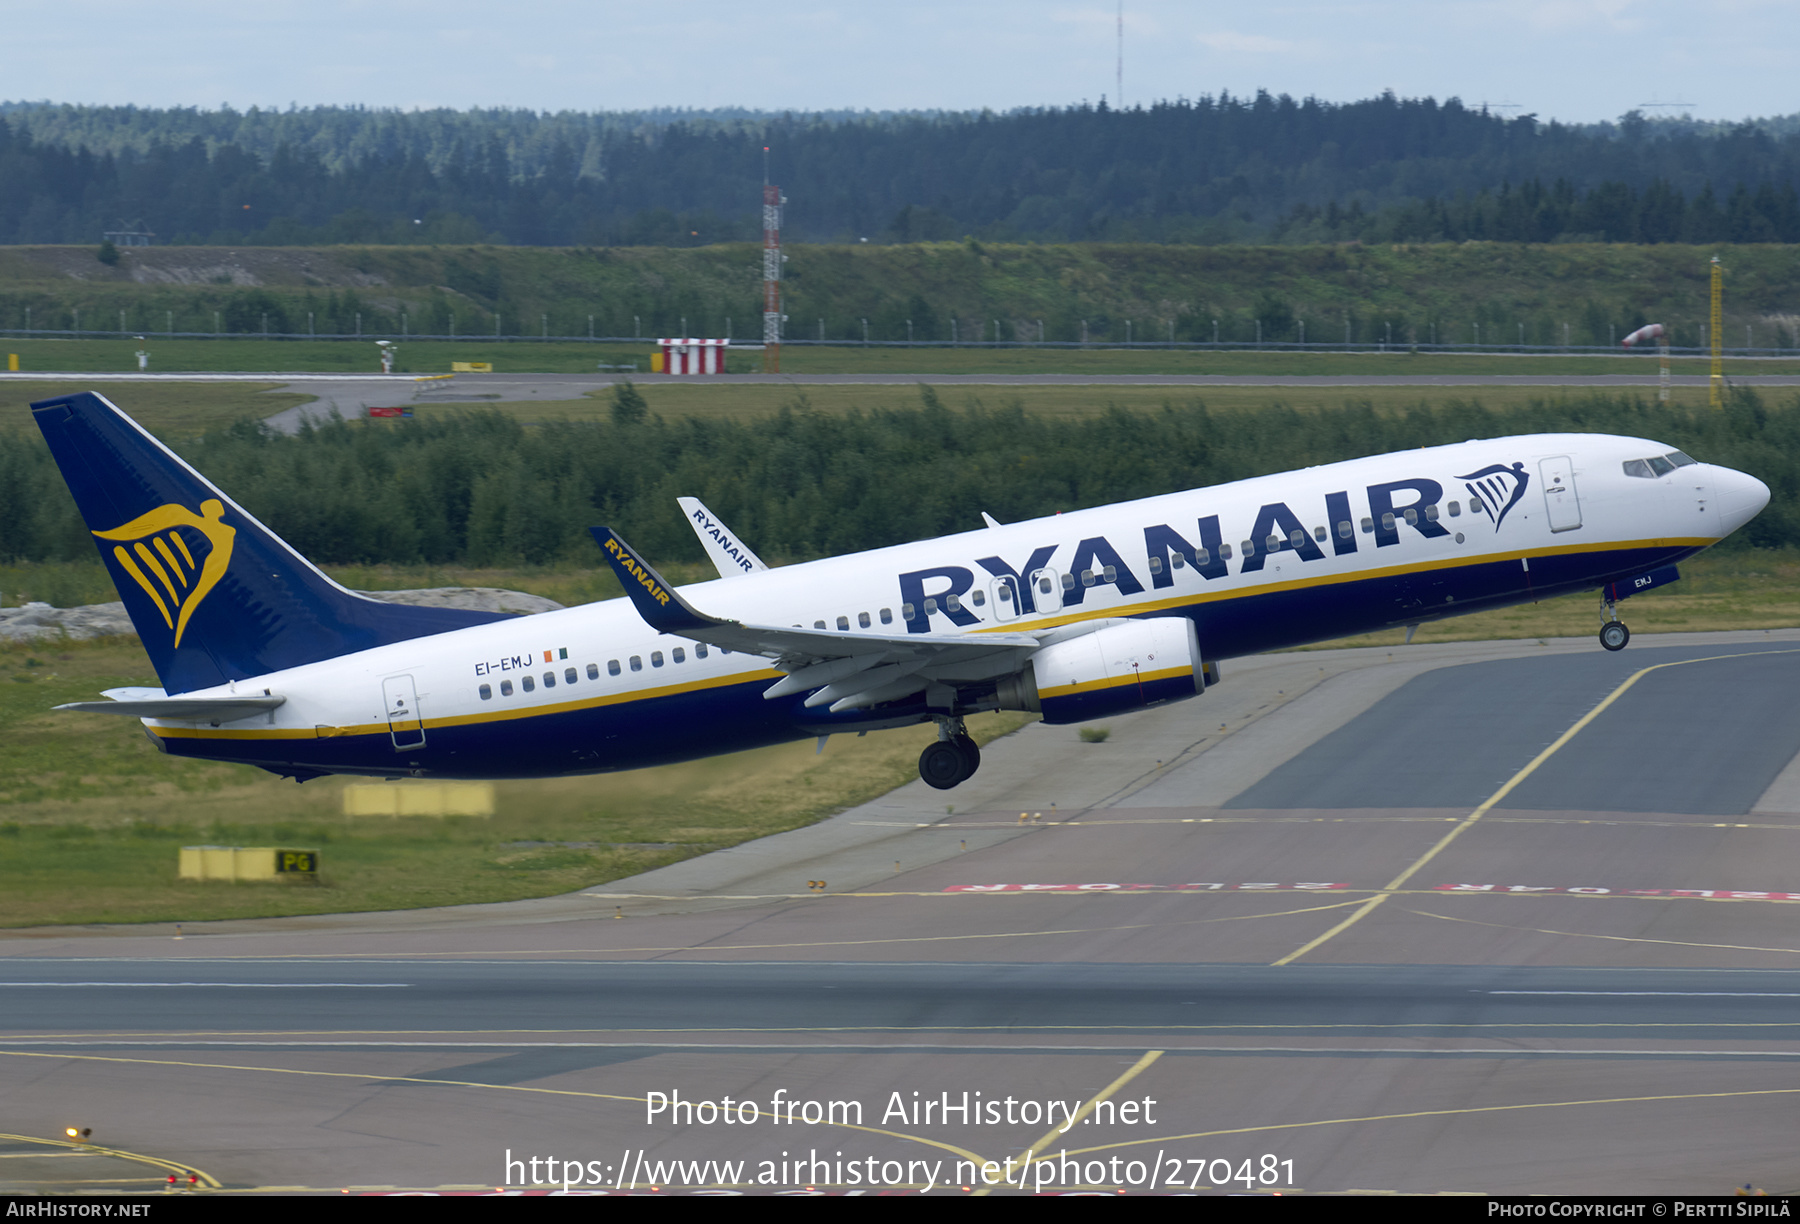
[31,391,512,694]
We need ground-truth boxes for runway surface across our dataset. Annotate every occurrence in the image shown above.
[6,630,1800,1195]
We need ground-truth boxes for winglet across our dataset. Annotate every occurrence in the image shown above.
[591,527,722,633]
[677,496,768,577]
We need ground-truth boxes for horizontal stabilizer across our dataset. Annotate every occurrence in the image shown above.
[57,694,286,723]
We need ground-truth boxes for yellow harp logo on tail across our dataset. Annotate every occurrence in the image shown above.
[93,499,236,647]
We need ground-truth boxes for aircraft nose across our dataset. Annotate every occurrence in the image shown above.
[1710,465,1771,538]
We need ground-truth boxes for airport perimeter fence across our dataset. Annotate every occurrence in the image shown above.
[1,326,1798,360]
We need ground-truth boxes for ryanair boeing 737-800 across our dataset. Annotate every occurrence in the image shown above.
[33,391,1770,790]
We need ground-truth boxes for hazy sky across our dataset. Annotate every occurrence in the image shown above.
[10,1,1797,123]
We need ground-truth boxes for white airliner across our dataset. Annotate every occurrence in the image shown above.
[35,391,1768,789]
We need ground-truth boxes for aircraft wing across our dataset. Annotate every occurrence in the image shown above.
[593,527,1041,712]
[676,496,768,577]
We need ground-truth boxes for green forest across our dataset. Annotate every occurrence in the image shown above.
[2,96,1799,246]
[4,390,1798,575]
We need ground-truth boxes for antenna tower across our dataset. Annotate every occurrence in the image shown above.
[1709,255,1723,408]
[1116,2,1123,108]
[762,150,784,374]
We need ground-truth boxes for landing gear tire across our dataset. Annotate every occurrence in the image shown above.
[1599,622,1630,652]
[919,740,967,789]
[952,734,980,778]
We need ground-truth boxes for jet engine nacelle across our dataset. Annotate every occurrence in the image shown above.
[995,616,1203,724]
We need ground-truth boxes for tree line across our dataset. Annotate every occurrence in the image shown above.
[2,96,1800,245]
[3,391,1797,578]
[1277,178,1800,245]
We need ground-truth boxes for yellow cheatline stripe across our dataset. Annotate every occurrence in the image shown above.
[0,1131,219,1189]
[1402,906,1800,957]
[148,667,784,741]
[139,536,1704,740]
[974,537,1709,636]
[0,1053,991,1177]
[1028,1086,1800,1162]
[1271,647,1800,966]
[1038,664,1194,700]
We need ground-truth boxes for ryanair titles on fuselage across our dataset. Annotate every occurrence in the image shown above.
[897,466,1527,633]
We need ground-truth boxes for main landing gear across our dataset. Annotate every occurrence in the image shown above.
[1599,593,1631,652]
[919,716,980,789]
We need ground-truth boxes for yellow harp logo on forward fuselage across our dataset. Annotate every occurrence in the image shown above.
[93,499,236,647]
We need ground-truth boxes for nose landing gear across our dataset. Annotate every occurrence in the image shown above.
[919,717,980,789]
[1599,594,1631,651]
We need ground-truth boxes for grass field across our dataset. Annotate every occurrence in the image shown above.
[3,373,1751,441]
[5,335,1800,377]
[0,378,308,435]
[0,632,1033,927]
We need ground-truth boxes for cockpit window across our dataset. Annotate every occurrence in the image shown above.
[1666,450,1697,468]
[1624,455,1679,478]
[1622,459,1653,478]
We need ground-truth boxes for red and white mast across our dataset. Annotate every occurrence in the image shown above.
[762,149,785,373]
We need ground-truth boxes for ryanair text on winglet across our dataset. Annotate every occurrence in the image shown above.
[605,535,673,606]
